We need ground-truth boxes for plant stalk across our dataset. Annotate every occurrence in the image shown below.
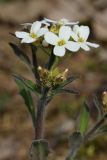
[35,96,45,139]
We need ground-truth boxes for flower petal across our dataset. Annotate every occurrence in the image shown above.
[70,30,78,41]
[59,26,71,40]
[79,26,90,41]
[65,41,80,52]
[45,32,59,45]
[21,36,36,43]
[40,20,50,26]
[80,43,90,51]
[53,46,65,57]
[31,21,41,34]
[66,21,79,25]
[44,18,56,24]
[73,25,80,34]
[15,31,29,38]
[86,42,99,48]
[37,27,48,37]
[42,40,49,47]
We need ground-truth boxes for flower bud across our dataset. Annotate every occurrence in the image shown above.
[102,91,107,112]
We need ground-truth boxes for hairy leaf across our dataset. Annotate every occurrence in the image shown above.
[59,88,79,94]
[13,75,36,126]
[13,73,40,94]
[62,75,79,87]
[9,43,31,65]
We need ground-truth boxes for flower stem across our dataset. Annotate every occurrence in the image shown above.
[35,88,48,139]
[30,44,41,85]
[35,98,45,139]
[45,48,55,70]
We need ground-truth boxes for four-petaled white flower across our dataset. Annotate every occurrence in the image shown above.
[15,21,48,43]
[15,18,99,56]
[44,18,79,26]
[70,25,99,51]
[45,26,80,56]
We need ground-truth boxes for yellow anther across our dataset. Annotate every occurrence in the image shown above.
[30,33,37,39]
[50,25,60,34]
[57,39,66,46]
[78,37,84,43]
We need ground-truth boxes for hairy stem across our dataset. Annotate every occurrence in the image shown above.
[35,88,48,139]
[35,49,56,139]
[35,98,45,139]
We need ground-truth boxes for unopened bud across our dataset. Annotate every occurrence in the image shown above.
[102,91,107,112]
[38,66,42,71]
[63,68,68,76]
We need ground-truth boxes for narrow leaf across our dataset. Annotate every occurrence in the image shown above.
[9,43,31,65]
[14,75,36,126]
[60,75,79,88]
[79,102,90,134]
[20,89,36,126]
[13,73,40,94]
[59,88,79,95]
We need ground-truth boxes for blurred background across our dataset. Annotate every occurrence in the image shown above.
[0,0,107,160]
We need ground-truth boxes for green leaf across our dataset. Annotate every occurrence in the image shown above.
[13,74,36,126]
[57,88,79,94]
[59,75,79,88]
[9,43,31,66]
[20,89,36,126]
[79,102,90,134]
[13,74,40,94]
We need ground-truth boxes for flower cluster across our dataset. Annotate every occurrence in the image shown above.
[15,18,99,57]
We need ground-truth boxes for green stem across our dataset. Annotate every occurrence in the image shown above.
[45,48,55,70]
[35,97,45,139]
[31,45,41,85]
[35,88,48,139]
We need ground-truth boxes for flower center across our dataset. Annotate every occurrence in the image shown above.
[57,39,66,46]
[78,37,84,43]
[30,33,37,39]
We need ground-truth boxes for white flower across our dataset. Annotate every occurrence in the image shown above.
[70,25,99,51]
[15,21,48,43]
[40,20,50,26]
[44,18,79,26]
[45,26,80,56]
